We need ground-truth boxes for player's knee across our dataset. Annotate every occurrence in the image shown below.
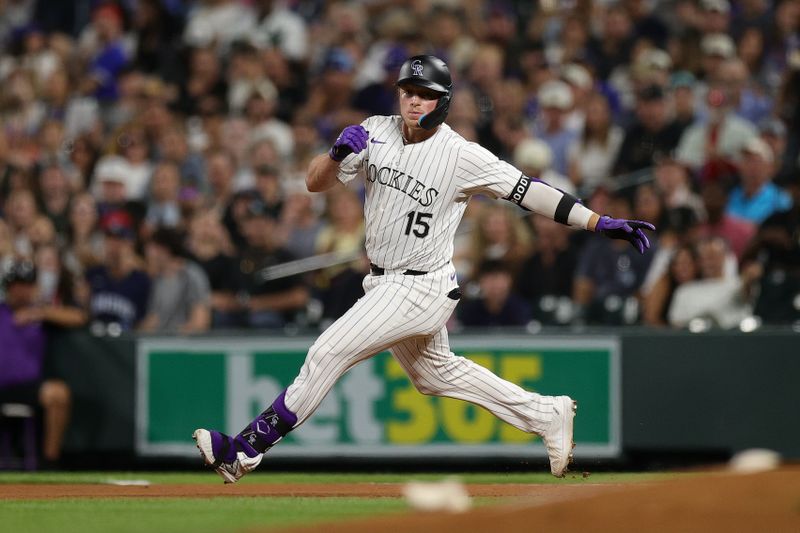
[39,380,71,408]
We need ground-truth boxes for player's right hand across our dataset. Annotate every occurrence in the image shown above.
[595,215,656,254]
[329,125,369,162]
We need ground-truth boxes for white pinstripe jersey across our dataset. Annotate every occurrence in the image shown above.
[337,115,522,271]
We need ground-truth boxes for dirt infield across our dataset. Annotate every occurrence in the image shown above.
[2,468,798,532]
[279,467,800,533]
[0,481,619,501]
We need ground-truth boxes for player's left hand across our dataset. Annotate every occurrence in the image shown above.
[595,215,656,254]
[329,125,368,162]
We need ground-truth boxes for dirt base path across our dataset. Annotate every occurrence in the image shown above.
[279,467,800,533]
[0,482,618,501]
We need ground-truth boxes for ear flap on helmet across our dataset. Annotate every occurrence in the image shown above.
[418,93,451,130]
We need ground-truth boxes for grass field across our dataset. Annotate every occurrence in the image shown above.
[0,471,676,533]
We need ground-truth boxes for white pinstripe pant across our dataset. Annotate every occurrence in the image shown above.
[284,263,556,435]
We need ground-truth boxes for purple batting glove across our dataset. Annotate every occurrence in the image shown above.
[595,215,656,254]
[329,125,369,162]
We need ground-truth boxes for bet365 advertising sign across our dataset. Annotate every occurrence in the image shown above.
[136,336,620,458]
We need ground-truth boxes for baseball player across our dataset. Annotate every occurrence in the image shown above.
[193,55,654,482]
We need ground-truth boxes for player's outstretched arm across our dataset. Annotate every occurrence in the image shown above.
[306,125,368,193]
[506,177,655,254]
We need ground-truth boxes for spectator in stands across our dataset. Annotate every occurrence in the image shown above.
[587,4,635,81]
[177,46,228,118]
[459,260,531,328]
[613,84,685,176]
[740,181,800,323]
[642,244,700,326]
[186,209,239,328]
[668,237,751,328]
[140,227,210,333]
[758,118,794,186]
[633,182,667,229]
[4,188,39,257]
[696,181,756,260]
[183,0,254,53]
[675,74,759,182]
[727,136,792,224]
[719,57,772,126]
[514,138,575,195]
[279,187,324,260]
[0,258,71,465]
[252,0,309,63]
[84,212,149,332]
[573,194,655,324]
[469,203,532,281]
[157,123,206,193]
[671,71,699,130]
[92,155,136,221]
[515,216,577,324]
[80,2,129,103]
[314,187,366,322]
[63,134,99,193]
[32,243,87,329]
[114,124,153,201]
[653,155,705,220]
[143,161,182,235]
[532,80,579,176]
[567,92,624,195]
[234,199,309,328]
[63,192,103,274]
[250,163,283,222]
[35,163,72,242]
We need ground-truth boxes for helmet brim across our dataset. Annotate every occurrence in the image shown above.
[397,77,449,95]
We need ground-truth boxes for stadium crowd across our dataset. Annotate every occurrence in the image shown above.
[1,0,799,343]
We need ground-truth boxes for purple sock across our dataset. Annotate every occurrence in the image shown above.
[237,390,298,453]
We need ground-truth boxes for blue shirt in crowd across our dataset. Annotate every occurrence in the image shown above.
[727,183,792,224]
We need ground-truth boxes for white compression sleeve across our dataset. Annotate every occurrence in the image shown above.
[506,175,595,230]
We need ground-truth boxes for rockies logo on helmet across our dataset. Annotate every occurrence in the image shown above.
[396,55,453,130]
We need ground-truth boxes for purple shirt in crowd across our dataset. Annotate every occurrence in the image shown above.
[0,303,46,389]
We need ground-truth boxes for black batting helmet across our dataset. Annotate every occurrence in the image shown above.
[396,55,452,130]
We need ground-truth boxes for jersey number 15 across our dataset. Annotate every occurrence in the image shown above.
[404,211,432,238]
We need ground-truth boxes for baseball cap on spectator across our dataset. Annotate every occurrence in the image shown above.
[740,136,774,163]
[638,49,672,71]
[701,0,730,14]
[94,155,130,186]
[759,118,787,138]
[701,34,735,58]
[561,64,592,91]
[637,84,666,101]
[538,80,573,110]
[670,70,696,89]
[514,138,553,171]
